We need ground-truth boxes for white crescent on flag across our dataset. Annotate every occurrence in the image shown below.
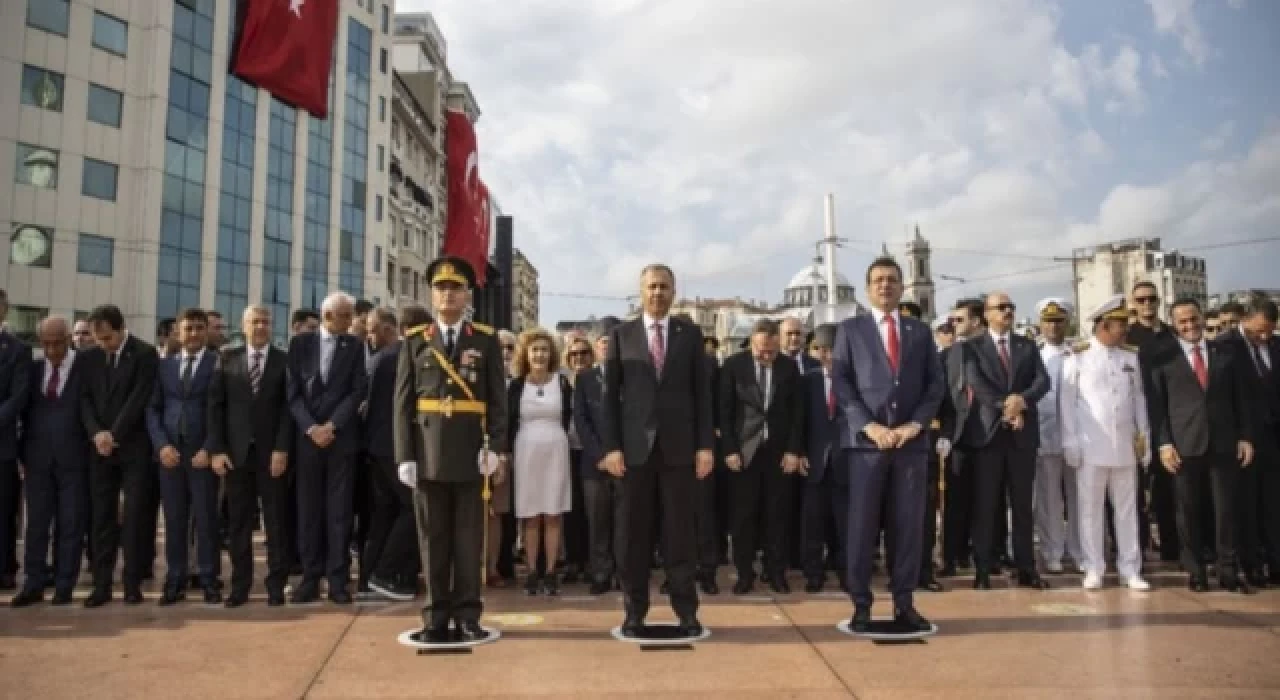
[290,0,305,18]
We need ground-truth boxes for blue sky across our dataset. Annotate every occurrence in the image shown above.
[408,0,1280,327]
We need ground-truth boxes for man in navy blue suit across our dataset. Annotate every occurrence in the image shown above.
[800,323,849,593]
[287,291,368,604]
[146,308,221,605]
[832,257,945,633]
[0,290,32,592]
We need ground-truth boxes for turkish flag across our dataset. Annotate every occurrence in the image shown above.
[232,0,340,118]
[442,109,491,286]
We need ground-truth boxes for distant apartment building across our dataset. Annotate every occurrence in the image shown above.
[1072,237,1207,323]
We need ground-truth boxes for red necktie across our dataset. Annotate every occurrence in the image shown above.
[649,322,665,375]
[998,338,1011,374]
[883,315,899,374]
[1191,345,1208,389]
[46,365,60,400]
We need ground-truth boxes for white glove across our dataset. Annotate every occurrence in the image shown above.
[935,438,952,460]
[398,462,417,488]
[478,451,501,476]
[1063,448,1082,469]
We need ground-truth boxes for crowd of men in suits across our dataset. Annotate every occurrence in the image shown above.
[1,265,1277,615]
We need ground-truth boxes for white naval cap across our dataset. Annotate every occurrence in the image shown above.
[1087,293,1130,323]
[1036,297,1071,321]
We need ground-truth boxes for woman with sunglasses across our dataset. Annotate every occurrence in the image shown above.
[559,337,596,583]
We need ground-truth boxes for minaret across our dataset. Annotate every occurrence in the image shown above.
[903,225,936,322]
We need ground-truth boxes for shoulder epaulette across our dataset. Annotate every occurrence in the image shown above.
[1073,340,1091,353]
[406,323,430,338]
[470,322,494,335]
[1120,343,1139,353]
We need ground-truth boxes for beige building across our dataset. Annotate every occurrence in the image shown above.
[1072,237,1207,323]
[512,248,539,332]
[2,0,397,344]
[1209,288,1280,309]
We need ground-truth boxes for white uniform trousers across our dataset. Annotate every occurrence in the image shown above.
[1034,454,1082,567]
[1076,464,1141,579]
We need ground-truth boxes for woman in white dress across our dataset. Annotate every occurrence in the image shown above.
[502,329,573,595]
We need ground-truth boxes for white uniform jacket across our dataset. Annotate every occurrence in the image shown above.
[1060,341,1150,469]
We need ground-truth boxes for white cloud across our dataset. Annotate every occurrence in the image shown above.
[1146,0,1210,65]
[1200,120,1236,152]
[404,0,1271,323]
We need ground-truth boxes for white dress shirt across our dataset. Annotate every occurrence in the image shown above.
[179,347,206,375]
[319,327,338,380]
[437,319,463,351]
[641,313,669,347]
[42,349,75,397]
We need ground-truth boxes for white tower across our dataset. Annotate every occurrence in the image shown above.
[903,225,936,322]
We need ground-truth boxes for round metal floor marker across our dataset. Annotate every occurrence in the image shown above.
[836,619,938,640]
[611,624,712,645]
[397,626,501,649]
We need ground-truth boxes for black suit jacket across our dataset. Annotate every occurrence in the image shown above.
[718,350,805,465]
[21,355,87,470]
[1214,330,1280,430]
[963,332,1050,450]
[601,315,714,468]
[208,344,293,469]
[362,340,400,459]
[286,330,367,454]
[1148,339,1251,461]
[79,334,159,465]
[573,366,608,480]
[0,329,32,462]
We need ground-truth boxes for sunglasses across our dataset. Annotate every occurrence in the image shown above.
[948,316,966,324]
[1134,295,1159,304]
[987,303,1016,313]
[1205,325,1219,332]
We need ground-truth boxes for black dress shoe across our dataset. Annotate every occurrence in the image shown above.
[1246,570,1268,588]
[770,576,791,594]
[1188,577,1209,593]
[188,574,202,590]
[542,573,560,596]
[84,588,111,608]
[851,605,872,634]
[732,578,754,595]
[0,574,16,591]
[203,587,223,605]
[1222,578,1255,595]
[524,573,540,596]
[699,573,719,595]
[894,606,933,633]
[938,564,958,577]
[329,589,353,605]
[123,588,145,605]
[51,590,73,606]
[562,567,580,585]
[158,589,185,606]
[411,626,454,644]
[678,617,703,637]
[804,579,824,594]
[290,581,320,604]
[1268,571,1280,586]
[1017,572,1050,590]
[918,577,945,593]
[456,621,487,642]
[266,589,286,607]
[620,616,645,638]
[225,592,249,608]
[588,580,610,595]
[10,589,43,607]
[973,573,992,590]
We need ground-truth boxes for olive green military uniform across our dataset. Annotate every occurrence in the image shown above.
[394,263,507,632]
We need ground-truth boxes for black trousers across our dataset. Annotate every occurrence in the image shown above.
[139,467,160,576]
[942,449,974,567]
[353,449,373,563]
[693,463,721,575]
[417,478,483,628]
[1172,455,1236,580]
[922,453,941,576]
[729,446,794,581]
[22,459,87,593]
[564,449,589,572]
[225,445,290,595]
[0,459,19,578]
[368,455,418,581]
[583,475,619,584]
[88,454,152,590]
[295,441,356,590]
[1150,465,1181,559]
[497,512,517,579]
[1238,429,1280,573]
[971,433,1037,575]
[617,444,698,621]
[801,459,849,583]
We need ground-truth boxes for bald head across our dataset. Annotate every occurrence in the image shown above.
[38,316,71,365]
[984,291,1015,333]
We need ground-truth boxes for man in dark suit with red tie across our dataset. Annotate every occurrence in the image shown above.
[1148,297,1254,593]
[834,257,945,633]
[800,323,849,593]
[601,263,715,638]
[963,291,1051,590]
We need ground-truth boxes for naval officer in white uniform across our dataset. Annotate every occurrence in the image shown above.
[1033,298,1083,574]
[1060,294,1152,591]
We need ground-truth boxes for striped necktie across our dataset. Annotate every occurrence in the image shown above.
[249,351,263,394]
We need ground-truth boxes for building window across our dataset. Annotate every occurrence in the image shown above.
[9,306,49,345]
[21,65,64,112]
[82,158,119,200]
[373,245,382,273]
[92,11,129,56]
[14,144,58,189]
[376,144,384,172]
[401,266,411,296]
[379,96,386,122]
[380,48,388,74]
[27,0,69,36]
[87,84,124,127]
[387,257,396,292]
[403,225,411,249]
[77,233,115,276]
[215,25,258,326]
[413,271,420,300]
[375,195,383,221]
[340,18,372,296]
[381,4,390,33]
[10,225,53,268]
[263,99,298,342]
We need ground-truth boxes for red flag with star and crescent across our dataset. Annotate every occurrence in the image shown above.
[442,109,491,286]
[232,0,340,118]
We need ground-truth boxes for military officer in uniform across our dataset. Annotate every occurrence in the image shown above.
[1060,294,1152,591]
[395,257,508,644]
[1033,298,1083,574]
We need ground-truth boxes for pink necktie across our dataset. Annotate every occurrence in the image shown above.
[649,322,665,374]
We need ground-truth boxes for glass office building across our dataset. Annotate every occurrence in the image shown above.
[2,0,394,344]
